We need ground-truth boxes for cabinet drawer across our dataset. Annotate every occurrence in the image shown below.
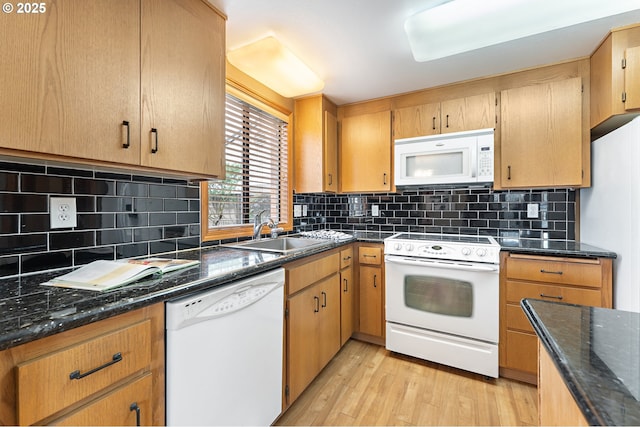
[340,246,353,269]
[506,255,603,288]
[506,303,535,333]
[506,280,603,307]
[287,251,340,295]
[52,373,152,426]
[359,246,382,265]
[16,321,151,425]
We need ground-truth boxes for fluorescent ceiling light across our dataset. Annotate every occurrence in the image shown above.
[227,36,324,98]
[405,0,640,62]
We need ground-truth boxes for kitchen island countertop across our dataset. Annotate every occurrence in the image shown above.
[522,299,640,426]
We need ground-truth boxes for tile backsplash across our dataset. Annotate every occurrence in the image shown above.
[0,158,577,279]
[0,160,201,278]
[293,186,576,241]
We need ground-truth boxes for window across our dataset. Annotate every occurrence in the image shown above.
[201,87,292,241]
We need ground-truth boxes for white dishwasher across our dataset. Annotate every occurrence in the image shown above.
[165,268,284,426]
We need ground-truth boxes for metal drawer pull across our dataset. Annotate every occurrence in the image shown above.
[314,296,319,313]
[363,254,377,258]
[540,293,563,300]
[122,121,130,148]
[321,291,327,308]
[373,274,377,288]
[540,269,563,275]
[69,352,123,380]
[343,278,348,292]
[130,402,141,426]
[343,256,351,261]
[151,128,158,153]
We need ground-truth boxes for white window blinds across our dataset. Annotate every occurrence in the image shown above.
[207,93,289,229]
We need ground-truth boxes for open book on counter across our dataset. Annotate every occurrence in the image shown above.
[42,258,200,292]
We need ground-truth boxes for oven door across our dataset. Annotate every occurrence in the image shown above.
[385,254,499,343]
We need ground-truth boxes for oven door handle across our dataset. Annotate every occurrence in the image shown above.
[385,255,499,272]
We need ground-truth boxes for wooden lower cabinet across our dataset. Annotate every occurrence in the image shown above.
[538,341,588,426]
[340,246,355,346]
[285,248,342,406]
[0,303,164,426]
[356,243,385,343]
[499,252,613,384]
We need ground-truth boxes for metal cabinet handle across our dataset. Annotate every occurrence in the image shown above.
[151,128,158,153]
[343,255,352,261]
[507,165,511,180]
[446,114,449,128]
[122,121,130,148]
[321,291,327,308]
[383,173,387,185]
[373,274,377,288]
[314,296,319,313]
[363,254,377,259]
[343,278,348,293]
[540,269,563,275]
[328,174,333,185]
[432,116,436,130]
[69,352,123,380]
[540,293,563,300]
[130,402,141,426]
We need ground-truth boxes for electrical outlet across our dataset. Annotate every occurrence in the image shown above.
[302,205,308,216]
[50,197,77,229]
[527,203,539,219]
[293,205,302,217]
[371,204,380,217]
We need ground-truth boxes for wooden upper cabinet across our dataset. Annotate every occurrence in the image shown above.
[440,93,496,134]
[0,0,141,164]
[141,0,225,177]
[0,0,225,178]
[393,102,441,139]
[294,95,339,193]
[590,24,640,138]
[393,93,495,139]
[500,77,583,188]
[340,111,392,192]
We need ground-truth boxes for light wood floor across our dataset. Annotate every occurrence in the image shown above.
[276,340,538,426]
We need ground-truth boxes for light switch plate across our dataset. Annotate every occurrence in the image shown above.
[371,205,380,217]
[527,203,539,218]
[50,197,77,228]
[302,205,308,216]
[293,205,302,218]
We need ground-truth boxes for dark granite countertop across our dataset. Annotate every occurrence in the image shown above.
[522,299,640,426]
[0,237,354,351]
[499,238,617,259]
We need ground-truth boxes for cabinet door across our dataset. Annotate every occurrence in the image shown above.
[141,0,225,177]
[359,265,383,338]
[340,111,392,192]
[625,46,640,111]
[500,78,582,188]
[0,0,140,164]
[340,265,354,346]
[324,110,339,192]
[53,374,152,426]
[287,282,321,403]
[393,103,440,139]
[317,275,341,368]
[441,93,495,134]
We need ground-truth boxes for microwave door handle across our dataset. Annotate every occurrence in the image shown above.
[385,255,498,272]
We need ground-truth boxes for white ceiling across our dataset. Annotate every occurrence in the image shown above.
[207,0,640,106]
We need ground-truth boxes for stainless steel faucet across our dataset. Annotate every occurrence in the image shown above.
[253,210,269,240]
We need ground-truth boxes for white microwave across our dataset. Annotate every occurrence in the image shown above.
[394,128,494,186]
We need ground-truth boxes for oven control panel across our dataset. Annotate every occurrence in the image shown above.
[385,234,500,264]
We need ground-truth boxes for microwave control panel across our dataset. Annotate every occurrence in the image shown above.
[477,141,494,181]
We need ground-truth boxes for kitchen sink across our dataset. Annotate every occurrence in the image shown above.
[224,236,332,254]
